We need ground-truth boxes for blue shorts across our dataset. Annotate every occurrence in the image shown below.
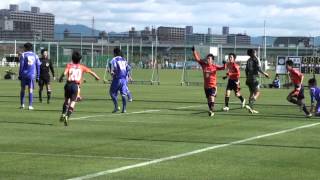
[204,87,217,98]
[64,82,79,101]
[226,79,241,93]
[21,77,35,89]
[110,78,128,97]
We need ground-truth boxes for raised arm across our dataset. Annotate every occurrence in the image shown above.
[191,46,201,63]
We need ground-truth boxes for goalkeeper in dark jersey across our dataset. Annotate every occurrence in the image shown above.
[38,49,55,104]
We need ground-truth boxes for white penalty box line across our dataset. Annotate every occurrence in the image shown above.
[67,122,320,180]
[70,104,208,122]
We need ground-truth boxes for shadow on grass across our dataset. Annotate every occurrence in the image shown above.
[0,120,53,126]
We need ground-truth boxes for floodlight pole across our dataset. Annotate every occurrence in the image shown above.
[91,43,94,68]
[101,36,104,55]
[80,33,83,55]
[127,43,129,62]
[14,40,16,56]
[263,20,267,70]
[56,43,59,68]
[48,42,51,59]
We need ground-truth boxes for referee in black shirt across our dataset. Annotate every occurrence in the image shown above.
[38,49,55,104]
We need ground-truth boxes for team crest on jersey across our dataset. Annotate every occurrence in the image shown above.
[46,63,49,67]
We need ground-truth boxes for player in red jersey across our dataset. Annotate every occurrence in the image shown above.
[286,60,311,117]
[222,53,245,111]
[192,46,225,117]
[58,51,100,126]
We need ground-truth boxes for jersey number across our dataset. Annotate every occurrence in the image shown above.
[69,68,82,81]
[118,61,127,71]
[27,56,35,65]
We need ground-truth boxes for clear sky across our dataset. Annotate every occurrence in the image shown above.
[2,0,320,36]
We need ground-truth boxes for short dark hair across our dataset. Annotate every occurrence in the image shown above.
[247,49,255,57]
[228,53,236,59]
[24,43,33,51]
[113,47,122,56]
[41,48,47,55]
[72,51,82,64]
[206,54,214,60]
[286,60,294,67]
[308,78,317,86]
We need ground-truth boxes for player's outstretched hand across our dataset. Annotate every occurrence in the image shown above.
[95,77,100,81]
[191,46,195,52]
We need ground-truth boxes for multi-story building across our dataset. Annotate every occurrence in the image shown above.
[157,26,186,43]
[186,33,206,45]
[222,26,229,35]
[0,4,54,41]
[206,34,227,45]
[186,26,193,35]
[274,37,311,47]
[227,34,251,45]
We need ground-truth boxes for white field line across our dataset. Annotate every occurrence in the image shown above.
[174,105,206,109]
[70,104,204,121]
[71,110,161,120]
[70,102,239,123]
[67,122,320,180]
[0,151,153,161]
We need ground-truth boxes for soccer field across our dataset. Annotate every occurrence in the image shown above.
[0,69,319,180]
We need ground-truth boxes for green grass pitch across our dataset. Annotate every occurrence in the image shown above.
[0,68,319,180]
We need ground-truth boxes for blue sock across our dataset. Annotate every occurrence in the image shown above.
[20,91,25,105]
[127,91,132,100]
[122,95,127,112]
[111,94,118,110]
[29,92,33,106]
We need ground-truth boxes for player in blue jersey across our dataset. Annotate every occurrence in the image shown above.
[107,56,133,102]
[18,42,41,110]
[109,47,130,113]
[308,78,320,116]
